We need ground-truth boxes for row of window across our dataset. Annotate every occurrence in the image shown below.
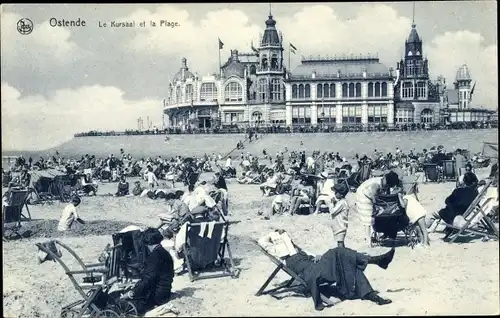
[405,60,425,76]
[292,82,389,99]
[401,82,427,98]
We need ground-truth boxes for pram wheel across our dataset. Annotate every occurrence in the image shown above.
[404,223,425,248]
[96,309,119,317]
[109,299,138,317]
[60,308,80,318]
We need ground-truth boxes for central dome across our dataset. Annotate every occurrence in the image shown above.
[172,58,195,82]
[261,15,280,47]
[455,64,472,82]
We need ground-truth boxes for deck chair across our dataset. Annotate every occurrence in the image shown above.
[35,240,137,317]
[2,189,31,240]
[442,160,456,181]
[252,240,335,307]
[433,181,499,243]
[182,221,238,281]
[112,230,147,280]
[423,164,440,182]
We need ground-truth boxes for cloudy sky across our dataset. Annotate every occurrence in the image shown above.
[1,2,497,151]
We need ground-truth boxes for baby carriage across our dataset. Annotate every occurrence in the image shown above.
[371,177,424,248]
[35,240,138,317]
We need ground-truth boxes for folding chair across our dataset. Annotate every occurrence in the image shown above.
[442,160,456,182]
[35,240,137,317]
[4,188,31,221]
[252,240,335,307]
[433,181,499,242]
[423,164,440,182]
[112,230,147,280]
[182,221,238,282]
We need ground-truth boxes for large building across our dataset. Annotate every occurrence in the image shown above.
[163,13,494,130]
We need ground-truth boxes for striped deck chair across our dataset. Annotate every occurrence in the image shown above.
[252,240,335,307]
[182,221,238,281]
[433,181,499,243]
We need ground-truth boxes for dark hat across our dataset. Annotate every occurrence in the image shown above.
[333,182,349,196]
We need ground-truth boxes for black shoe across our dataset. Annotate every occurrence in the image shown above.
[315,303,325,311]
[369,248,395,270]
[363,291,392,306]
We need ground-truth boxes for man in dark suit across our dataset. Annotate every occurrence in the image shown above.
[124,228,174,315]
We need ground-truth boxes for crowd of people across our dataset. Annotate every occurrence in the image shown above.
[3,140,499,315]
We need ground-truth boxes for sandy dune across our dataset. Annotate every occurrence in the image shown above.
[3,170,499,317]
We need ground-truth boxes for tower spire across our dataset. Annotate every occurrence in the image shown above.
[412,1,416,27]
[269,3,272,16]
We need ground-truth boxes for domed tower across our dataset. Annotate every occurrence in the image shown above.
[257,12,285,103]
[173,57,195,82]
[454,64,472,109]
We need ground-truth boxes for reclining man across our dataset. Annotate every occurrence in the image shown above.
[258,229,394,311]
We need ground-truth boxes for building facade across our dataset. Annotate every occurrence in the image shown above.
[163,13,494,130]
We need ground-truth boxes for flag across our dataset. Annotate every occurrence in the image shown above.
[218,38,224,50]
[251,40,259,53]
[470,81,476,97]
[290,43,297,54]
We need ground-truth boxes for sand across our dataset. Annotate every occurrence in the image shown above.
[3,168,499,317]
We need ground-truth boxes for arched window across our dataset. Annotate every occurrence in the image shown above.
[271,54,278,69]
[250,65,256,75]
[305,84,310,98]
[368,82,374,97]
[323,84,329,98]
[375,82,381,97]
[252,111,263,122]
[176,86,182,103]
[224,82,243,102]
[317,84,323,98]
[381,82,388,97]
[329,84,336,98]
[402,82,414,99]
[292,84,298,99]
[348,83,355,97]
[185,84,193,102]
[355,83,361,97]
[420,109,433,123]
[298,84,305,98]
[342,83,348,97]
[271,79,281,101]
[259,79,268,101]
[261,55,268,70]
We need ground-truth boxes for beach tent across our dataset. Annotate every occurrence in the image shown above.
[29,169,70,198]
[481,142,498,159]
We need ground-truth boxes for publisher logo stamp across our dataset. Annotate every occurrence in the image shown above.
[17,18,34,35]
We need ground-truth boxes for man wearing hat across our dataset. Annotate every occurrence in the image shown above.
[327,182,350,247]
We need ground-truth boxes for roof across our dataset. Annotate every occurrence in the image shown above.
[289,57,391,80]
[29,169,67,187]
[261,15,281,47]
[407,24,421,42]
[456,64,472,82]
[172,58,195,82]
[222,50,246,78]
[446,89,459,105]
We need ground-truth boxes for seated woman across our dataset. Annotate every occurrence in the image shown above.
[115,176,130,197]
[260,170,278,197]
[456,163,477,187]
[289,179,315,215]
[237,170,257,184]
[314,172,336,214]
[258,230,394,311]
[426,172,479,230]
[81,173,98,196]
[123,228,174,315]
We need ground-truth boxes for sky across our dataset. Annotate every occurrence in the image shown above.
[1,2,497,151]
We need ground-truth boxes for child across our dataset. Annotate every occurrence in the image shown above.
[146,166,158,189]
[58,196,85,231]
[326,182,350,247]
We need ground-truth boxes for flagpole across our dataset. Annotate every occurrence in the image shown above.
[218,38,222,78]
[288,43,291,72]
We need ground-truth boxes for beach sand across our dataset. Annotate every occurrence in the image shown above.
[3,169,499,317]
